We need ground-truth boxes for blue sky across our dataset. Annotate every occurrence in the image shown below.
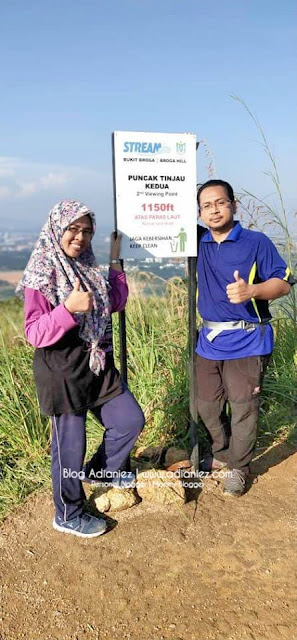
[0,0,296,230]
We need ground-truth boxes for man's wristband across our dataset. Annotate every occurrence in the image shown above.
[110,259,121,264]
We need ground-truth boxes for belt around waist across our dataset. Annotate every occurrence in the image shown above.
[203,319,261,342]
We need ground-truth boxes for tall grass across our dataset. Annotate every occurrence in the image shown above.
[231,95,297,331]
[228,96,297,443]
[113,274,190,447]
[258,318,297,445]
[0,300,51,516]
[0,272,296,520]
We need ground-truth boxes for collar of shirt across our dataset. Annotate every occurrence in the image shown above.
[201,220,243,243]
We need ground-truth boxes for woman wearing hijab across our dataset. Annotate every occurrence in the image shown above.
[16,200,145,539]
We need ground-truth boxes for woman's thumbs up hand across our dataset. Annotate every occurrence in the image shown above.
[64,278,93,313]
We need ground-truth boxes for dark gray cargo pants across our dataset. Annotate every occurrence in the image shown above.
[195,354,270,475]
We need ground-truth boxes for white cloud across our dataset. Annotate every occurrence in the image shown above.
[16,180,39,197]
[0,186,11,199]
[0,157,113,228]
[0,167,15,178]
[40,172,67,189]
[0,156,20,165]
[16,172,68,197]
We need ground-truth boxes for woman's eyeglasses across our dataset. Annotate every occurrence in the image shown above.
[66,225,93,238]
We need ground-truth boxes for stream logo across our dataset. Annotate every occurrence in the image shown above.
[123,141,170,154]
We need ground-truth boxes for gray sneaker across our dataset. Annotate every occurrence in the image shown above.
[223,469,246,497]
[53,513,107,538]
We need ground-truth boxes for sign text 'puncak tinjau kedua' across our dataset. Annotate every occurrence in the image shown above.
[112,131,197,259]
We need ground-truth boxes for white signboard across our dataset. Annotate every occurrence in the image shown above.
[112,131,197,258]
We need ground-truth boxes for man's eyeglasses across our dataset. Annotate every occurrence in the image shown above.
[66,225,93,238]
[200,199,232,213]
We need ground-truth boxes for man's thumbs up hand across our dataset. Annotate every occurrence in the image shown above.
[233,270,240,282]
[226,270,253,304]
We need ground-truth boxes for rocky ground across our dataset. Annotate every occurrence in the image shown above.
[0,442,296,640]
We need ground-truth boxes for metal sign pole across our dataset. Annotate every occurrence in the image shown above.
[111,133,128,384]
[188,255,199,471]
[189,140,200,471]
[112,133,129,472]
[118,286,128,384]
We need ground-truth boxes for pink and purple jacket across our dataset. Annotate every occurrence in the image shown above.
[24,268,128,349]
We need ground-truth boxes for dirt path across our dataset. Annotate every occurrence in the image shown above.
[1,444,296,640]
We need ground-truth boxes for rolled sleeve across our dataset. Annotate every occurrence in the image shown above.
[24,288,78,348]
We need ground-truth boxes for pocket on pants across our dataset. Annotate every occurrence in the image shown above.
[228,357,263,403]
[235,356,261,381]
